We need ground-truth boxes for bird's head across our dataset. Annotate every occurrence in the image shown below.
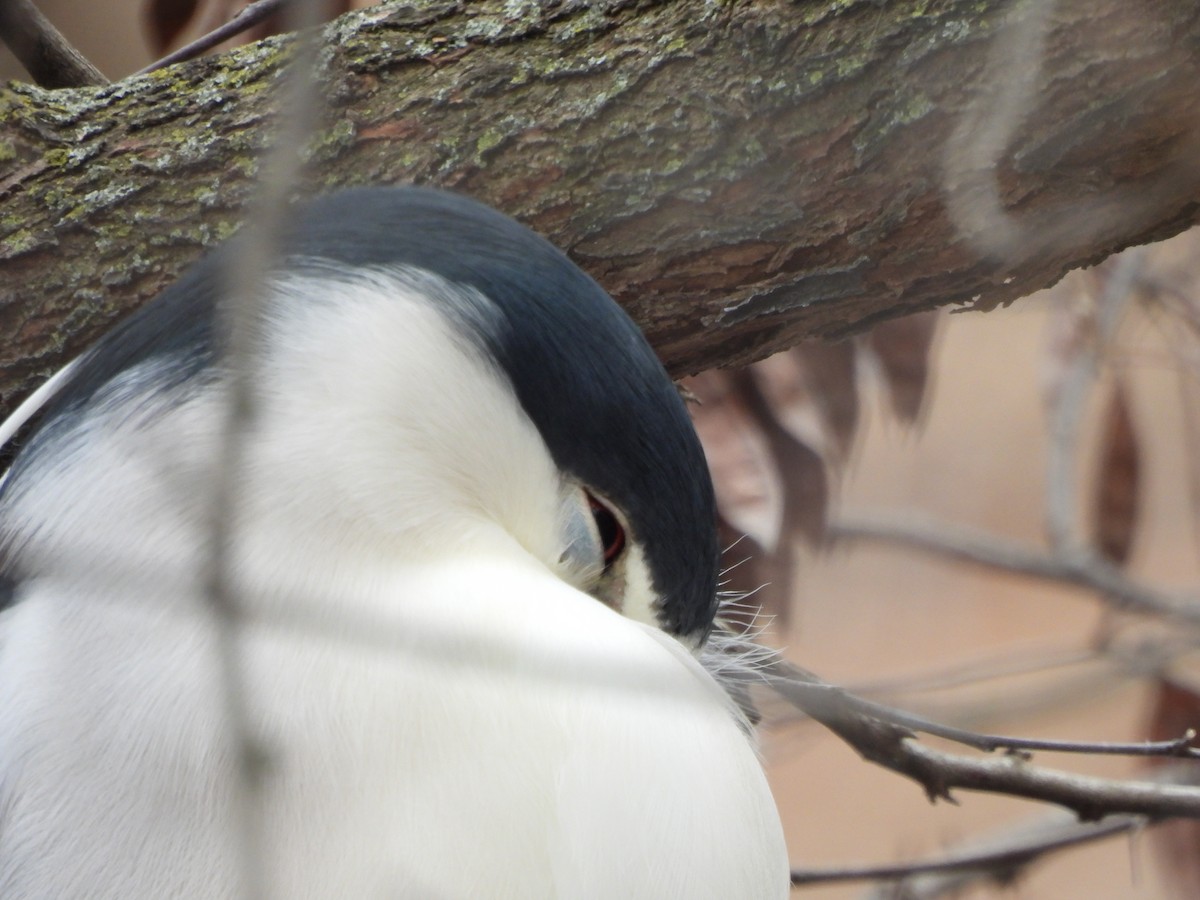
[1,187,721,647]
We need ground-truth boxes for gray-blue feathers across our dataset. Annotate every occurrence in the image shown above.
[3,186,719,639]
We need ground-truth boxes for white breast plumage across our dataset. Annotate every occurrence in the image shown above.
[0,186,789,899]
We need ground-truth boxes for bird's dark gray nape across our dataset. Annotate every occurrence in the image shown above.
[289,187,719,639]
[3,186,720,639]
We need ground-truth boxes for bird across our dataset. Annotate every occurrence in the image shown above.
[0,186,788,898]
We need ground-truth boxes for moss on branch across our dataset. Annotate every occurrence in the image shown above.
[1,0,1198,415]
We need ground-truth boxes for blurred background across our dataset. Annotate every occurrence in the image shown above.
[6,3,1200,896]
[763,260,1200,898]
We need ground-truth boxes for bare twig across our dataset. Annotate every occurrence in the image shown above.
[791,816,1139,887]
[764,659,1198,759]
[830,512,1200,626]
[762,659,1200,820]
[835,635,1195,742]
[136,0,295,76]
[857,811,1151,899]
[0,0,106,88]
[846,644,1102,697]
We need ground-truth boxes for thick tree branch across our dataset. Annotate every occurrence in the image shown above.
[1,0,1199,418]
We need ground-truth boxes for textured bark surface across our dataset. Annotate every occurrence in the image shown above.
[0,0,1198,418]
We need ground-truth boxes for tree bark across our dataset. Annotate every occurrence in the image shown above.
[0,0,1198,417]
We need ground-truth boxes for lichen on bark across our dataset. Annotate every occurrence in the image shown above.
[0,0,1198,416]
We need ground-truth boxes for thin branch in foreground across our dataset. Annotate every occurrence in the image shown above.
[839,637,1195,752]
[829,512,1200,626]
[136,0,294,75]
[763,639,1191,768]
[791,816,1139,887]
[0,0,107,88]
[199,1,327,896]
[761,658,1200,821]
[764,661,1198,758]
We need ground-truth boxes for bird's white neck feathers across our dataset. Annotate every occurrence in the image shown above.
[3,269,668,636]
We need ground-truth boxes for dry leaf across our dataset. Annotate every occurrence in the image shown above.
[729,368,828,548]
[751,350,834,461]
[688,366,830,628]
[791,341,859,463]
[688,318,940,627]
[686,371,782,553]
[1092,377,1141,566]
[143,0,203,54]
[1146,676,1200,899]
[865,310,939,423]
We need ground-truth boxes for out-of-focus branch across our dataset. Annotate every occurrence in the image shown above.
[1043,251,1142,551]
[791,815,1139,888]
[199,1,329,894]
[857,812,1150,899]
[835,635,1193,743]
[0,0,106,88]
[846,643,1102,697]
[829,513,1200,626]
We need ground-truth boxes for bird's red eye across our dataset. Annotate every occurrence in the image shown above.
[587,493,626,567]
